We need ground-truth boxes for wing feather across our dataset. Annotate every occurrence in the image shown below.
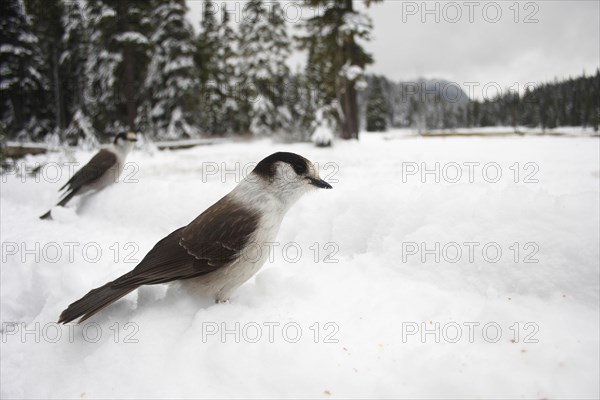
[180,195,259,263]
[61,149,117,192]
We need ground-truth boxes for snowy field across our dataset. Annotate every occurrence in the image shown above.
[1,133,599,399]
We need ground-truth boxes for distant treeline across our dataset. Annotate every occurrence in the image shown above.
[361,71,600,132]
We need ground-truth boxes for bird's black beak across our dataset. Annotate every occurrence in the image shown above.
[308,177,332,189]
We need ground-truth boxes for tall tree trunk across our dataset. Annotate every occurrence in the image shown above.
[346,72,359,138]
[124,45,136,129]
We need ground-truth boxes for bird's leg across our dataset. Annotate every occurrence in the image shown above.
[215,287,233,304]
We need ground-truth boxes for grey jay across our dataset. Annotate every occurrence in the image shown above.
[40,131,138,220]
[58,152,332,323]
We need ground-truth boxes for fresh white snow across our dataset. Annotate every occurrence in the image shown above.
[340,11,373,38]
[340,62,364,82]
[311,108,334,147]
[113,32,149,45]
[1,133,599,399]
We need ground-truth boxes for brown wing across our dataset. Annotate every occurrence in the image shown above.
[112,228,210,287]
[179,195,259,264]
[112,196,259,288]
[60,149,117,192]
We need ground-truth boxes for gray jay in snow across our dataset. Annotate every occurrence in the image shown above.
[40,131,138,220]
[58,152,332,323]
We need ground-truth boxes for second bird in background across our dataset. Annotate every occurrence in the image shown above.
[39,131,138,220]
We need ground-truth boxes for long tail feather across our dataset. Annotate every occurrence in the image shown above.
[56,189,78,207]
[58,282,137,324]
[39,210,53,220]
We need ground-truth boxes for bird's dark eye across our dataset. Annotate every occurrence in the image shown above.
[293,163,307,175]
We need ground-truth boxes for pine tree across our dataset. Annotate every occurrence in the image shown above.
[299,0,381,139]
[60,0,90,137]
[365,77,389,131]
[196,1,241,134]
[237,0,292,136]
[195,1,216,84]
[24,0,67,134]
[0,0,49,139]
[287,70,319,141]
[144,0,199,139]
[85,0,152,140]
[84,1,122,139]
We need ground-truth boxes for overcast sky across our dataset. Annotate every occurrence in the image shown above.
[187,1,600,98]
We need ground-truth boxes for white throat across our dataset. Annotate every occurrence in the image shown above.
[111,141,134,158]
[231,172,307,217]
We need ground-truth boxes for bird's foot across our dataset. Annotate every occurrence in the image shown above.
[215,298,230,304]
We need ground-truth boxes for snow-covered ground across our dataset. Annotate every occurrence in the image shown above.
[1,133,599,399]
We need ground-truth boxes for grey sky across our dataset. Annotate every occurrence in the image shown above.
[187,1,600,98]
